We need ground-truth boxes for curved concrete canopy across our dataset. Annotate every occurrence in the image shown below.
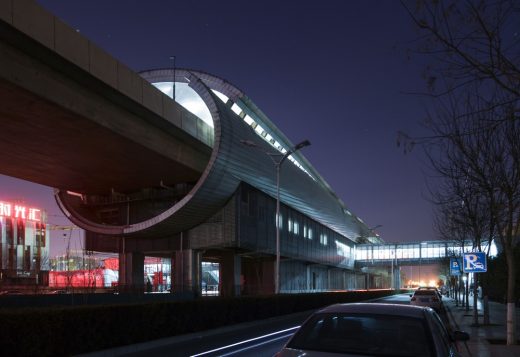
[57,69,374,242]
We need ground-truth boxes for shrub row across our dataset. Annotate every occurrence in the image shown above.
[0,290,398,356]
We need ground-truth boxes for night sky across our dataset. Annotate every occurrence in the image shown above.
[2,0,437,257]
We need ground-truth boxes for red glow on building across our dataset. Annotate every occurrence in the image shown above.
[104,257,118,270]
[49,269,106,288]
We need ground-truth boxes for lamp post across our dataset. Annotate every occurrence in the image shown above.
[169,55,176,102]
[390,245,395,290]
[241,139,311,294]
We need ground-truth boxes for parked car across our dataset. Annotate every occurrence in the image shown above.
[275,303,468,357]
[411,289,443,311]
[418,286,443,299]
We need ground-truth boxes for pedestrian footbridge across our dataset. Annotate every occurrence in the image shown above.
[355,240,497,267]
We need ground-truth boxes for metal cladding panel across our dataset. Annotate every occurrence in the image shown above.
[57,69,372,243]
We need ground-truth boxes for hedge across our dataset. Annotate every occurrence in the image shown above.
[0,290,399,356]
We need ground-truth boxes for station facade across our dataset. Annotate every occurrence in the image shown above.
[56,69,384,295]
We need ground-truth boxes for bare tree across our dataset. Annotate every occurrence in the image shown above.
[429,136,496,325]
[402,0,520,344]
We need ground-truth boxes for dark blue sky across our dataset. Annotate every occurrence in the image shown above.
[2,1,437,255]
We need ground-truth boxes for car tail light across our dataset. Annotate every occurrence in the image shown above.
[432,297,439,302]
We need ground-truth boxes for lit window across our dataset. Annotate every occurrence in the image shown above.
[309,228,313,240]
[212,90,229,103]
[152,82,213,127]
[275,213,283,229]
[320,233,328,245]
[255,124,265,135]
[244,115,255,125]
[231,103,242,116]
[303,225,308,238]
[288,218,293,233]
[293,221,299,235]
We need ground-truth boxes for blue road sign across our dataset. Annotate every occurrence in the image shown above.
[450,258,461,276]
[462,252,487,273]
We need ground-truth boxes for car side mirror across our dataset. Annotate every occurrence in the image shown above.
[409,294,412,297]
[452,330,470,341]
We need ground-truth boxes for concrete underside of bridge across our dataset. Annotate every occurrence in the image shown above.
[0,3,217,291]
[0,21,210,194]
[0,78,205,194]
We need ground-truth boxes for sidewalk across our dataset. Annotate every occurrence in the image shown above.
[444,296,520,356]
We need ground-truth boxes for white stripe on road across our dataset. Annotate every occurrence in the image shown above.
[190,326,300,357]
[219,333,295,357]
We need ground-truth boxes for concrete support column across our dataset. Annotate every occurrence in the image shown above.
[220,252,241,297]
[306,265,311,291]
[393,265,401,289]
[263,260,275,294]
[172,249,200,293]
[118,250,144,292]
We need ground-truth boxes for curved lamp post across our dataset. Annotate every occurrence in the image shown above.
[241,139,311,294]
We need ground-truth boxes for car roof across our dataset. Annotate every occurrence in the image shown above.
[316,303,430,318]
[414,290,437,295]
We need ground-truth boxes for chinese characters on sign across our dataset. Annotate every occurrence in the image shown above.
[0,201,41,221]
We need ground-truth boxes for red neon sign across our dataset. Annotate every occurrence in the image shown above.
[0,201,41,222]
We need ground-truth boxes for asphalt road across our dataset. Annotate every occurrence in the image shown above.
[117,293,415,357]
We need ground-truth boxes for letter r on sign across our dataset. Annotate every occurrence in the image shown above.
[465,254,478,270]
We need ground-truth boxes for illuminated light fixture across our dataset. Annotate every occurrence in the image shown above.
[66,191,83,197]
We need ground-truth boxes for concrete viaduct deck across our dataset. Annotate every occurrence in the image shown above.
[0,0,212,196]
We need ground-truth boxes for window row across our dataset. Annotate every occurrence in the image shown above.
[287,217,318,242]
[220,91,314,181]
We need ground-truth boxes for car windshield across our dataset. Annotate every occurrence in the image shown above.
[287,312,434,356]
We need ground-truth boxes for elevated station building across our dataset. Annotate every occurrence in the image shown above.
[57,69,383,295]
[0,0,383,295]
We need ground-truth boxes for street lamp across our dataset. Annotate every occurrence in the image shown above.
[169,55,176,102]
[241,139,311,294]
